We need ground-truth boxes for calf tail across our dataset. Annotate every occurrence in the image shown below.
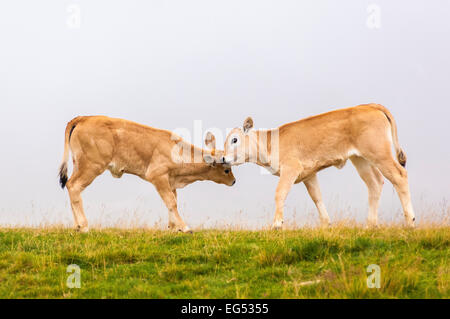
[396,149,407,168]
[370,104,407,167]
[59,117,81,188]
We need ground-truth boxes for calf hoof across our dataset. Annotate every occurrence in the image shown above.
[366,223,378,229]
[179,226,193,234]
[76,225,89,233]
[169,224,193,234]
[320,221,331,228]
[271,220,284,230]
[406,218,416,228]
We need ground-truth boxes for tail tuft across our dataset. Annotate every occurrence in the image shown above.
[59,162,68,189]
[397,149,407,167]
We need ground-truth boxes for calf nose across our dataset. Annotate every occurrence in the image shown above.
[232,180,236,186]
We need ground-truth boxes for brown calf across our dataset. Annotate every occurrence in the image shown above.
[223,104,415,229]
[59,116,235,233]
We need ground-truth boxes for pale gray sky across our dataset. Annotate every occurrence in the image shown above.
[0,0,449,228]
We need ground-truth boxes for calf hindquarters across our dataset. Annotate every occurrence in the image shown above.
[353,113,415,227]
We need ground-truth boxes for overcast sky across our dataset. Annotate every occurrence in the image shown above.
[0,0,449,228]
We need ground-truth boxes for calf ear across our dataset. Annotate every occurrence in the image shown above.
[205,132,216,150]
[203,154,216,166]
[243,117,254,133]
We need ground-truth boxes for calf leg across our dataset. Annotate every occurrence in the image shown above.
[172,189,177,202]
[153,177,191,233]
[66,163,103,232]
[169,189,179,229]
[303,174,331,228]
[372,157,415,227]
[350,156,384,227]
[272,160,303,230]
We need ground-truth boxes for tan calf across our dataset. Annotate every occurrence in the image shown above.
[223,104,415,229]
[59,116,235,233]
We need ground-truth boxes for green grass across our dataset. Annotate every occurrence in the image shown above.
[0,226,448,298]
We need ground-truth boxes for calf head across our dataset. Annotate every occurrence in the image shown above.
[223,117,255,165]
[203,132,236,186]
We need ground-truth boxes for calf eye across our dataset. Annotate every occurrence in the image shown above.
[231,137,238,144]
[224,169,230,174]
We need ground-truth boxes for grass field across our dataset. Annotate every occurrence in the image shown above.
[0,226,448,298]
